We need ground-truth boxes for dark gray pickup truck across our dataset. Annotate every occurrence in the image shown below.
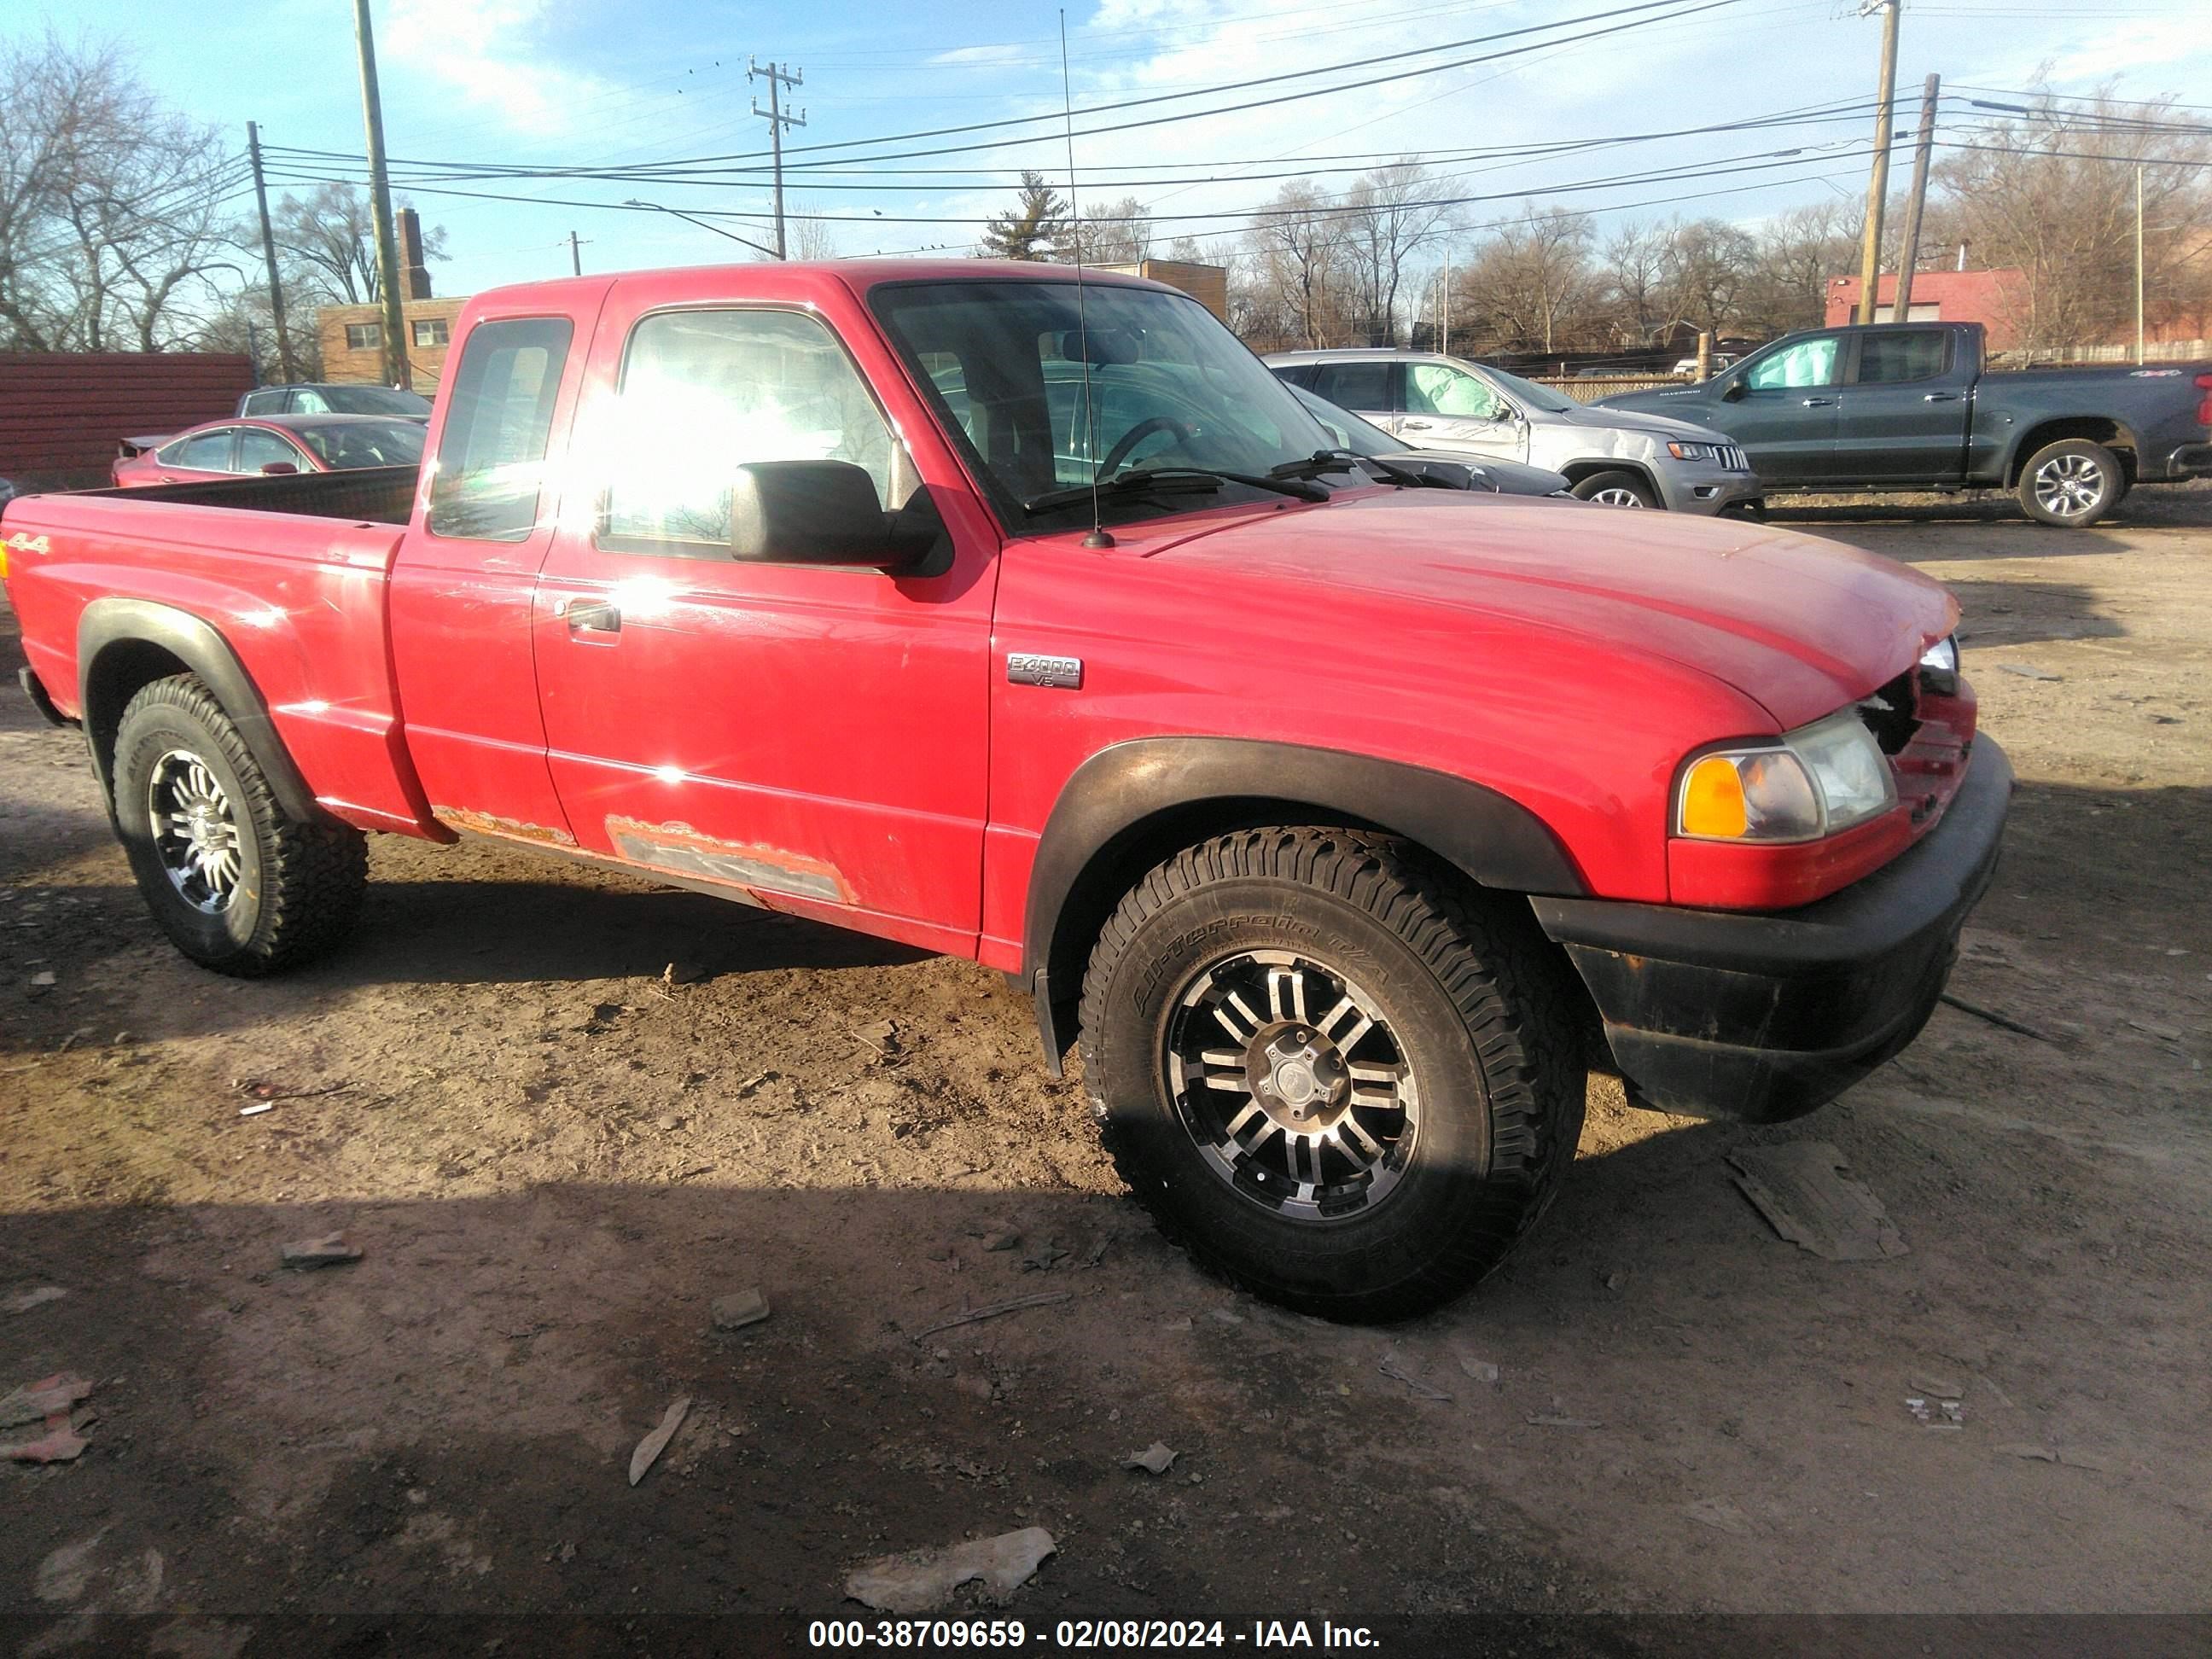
[1601,321,2212,527]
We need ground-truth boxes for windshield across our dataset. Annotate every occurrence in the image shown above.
[871,280,1336,527]
[1289,383,1406,457]
[323,386,433,418]
[294,420,428,469]
[1473,364,1577,415]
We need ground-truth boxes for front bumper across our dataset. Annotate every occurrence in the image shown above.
[1654,463,1766,516]
[1530,736,2013,1123]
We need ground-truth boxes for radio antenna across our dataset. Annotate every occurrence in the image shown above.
[1060,9,1114,549]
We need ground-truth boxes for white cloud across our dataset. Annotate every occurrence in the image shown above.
[385,0,620,140]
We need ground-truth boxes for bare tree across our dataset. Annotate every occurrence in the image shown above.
[1657,217,1757,338]
[1596,221,1670,345]
[1738,201,1860,337]
[1247,183,1352,349]
[1934,84,2212,350]
[1340,161,1452,346]
[272,180,447,305]
[0,32,241,352]
[1065,195,1153,265]
[785,202,840,262]
[1458,205,1595,353]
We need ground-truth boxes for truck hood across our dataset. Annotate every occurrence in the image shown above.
[1132,489,1956,729]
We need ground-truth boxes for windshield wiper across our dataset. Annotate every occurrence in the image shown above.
[1268,450,1367,482]
[1022,465,1326,517]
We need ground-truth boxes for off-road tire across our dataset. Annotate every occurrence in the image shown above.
[1570,469,1659,509]
[2017,438,2123,528]
[1077,827,1586,1322]
[111,674,367,976]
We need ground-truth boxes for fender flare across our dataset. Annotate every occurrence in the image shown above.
[1018,736,1585,1069]
[77,597,322,823]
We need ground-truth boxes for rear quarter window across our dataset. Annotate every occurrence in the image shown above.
[427,317,574,541]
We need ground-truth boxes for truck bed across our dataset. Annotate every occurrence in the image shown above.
[80,464,418,525]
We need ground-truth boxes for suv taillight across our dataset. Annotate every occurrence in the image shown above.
[2197,372,2212,428]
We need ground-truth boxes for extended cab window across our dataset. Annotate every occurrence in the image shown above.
[1854,329,1949,384]
[599,308,895,552]
[1744,336,1840,390]
[428,317,573,541]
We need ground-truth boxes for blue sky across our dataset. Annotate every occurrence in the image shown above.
[31,0,2212,293]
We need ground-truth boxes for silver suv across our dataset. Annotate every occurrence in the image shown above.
[1266,349,1764,515]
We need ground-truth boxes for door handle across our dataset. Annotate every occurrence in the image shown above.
[1923,392,1961,402]
[1401,420,1432,430]
[1800,397,1837,407]
[563,601,621,633]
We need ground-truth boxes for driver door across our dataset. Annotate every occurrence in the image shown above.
[1397,363,1527,461]
[1714,334,1844,485]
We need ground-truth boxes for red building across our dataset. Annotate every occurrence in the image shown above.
[1825,269,2028,348]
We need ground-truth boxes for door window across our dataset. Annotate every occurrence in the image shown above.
[293,388,332,413]
[1743,336,1841,390]
[240,390,283,416]
[1854,329,1949,385]
[1404,363,1503,419]
[159,429,236,470]
[428,317,574,541]
[1310,361,1392,413]
[598,308,896,553]
[236,428,303,473]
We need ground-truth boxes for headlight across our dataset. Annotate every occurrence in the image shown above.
[1918,634,1959,696]
[1666,441,1722,463]
[1676,710,1898,842]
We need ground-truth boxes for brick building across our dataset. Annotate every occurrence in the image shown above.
[315,207,467,392]
[317,295,468,393]
[1825,269,2029,348]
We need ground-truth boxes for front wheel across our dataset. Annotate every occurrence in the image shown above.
[2017,439,2124,527]
[1077,828,1586,1322]
[1570,469,1658,509]
[111,674,367,976]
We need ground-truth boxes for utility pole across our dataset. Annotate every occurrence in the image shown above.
[748,58,806,259]
[569,230,584,276]
[352,0,411,390]
[1854,0,1902,325]
[1890,73,1941,321]
[246,122,298,382]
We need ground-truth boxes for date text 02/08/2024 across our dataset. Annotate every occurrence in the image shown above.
[806,1619,1381,1648]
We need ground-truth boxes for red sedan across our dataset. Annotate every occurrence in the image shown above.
[111,414,427,487]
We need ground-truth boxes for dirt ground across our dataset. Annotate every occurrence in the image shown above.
[3,483,2209,1651]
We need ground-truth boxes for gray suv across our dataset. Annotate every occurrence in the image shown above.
[1266,349,1764,515]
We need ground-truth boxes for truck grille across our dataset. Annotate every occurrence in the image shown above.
[1857,669,1922,755]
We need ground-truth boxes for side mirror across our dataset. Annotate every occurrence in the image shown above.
[1720,380,1748,402]
[259,461,300,475]
[728,459,933,570]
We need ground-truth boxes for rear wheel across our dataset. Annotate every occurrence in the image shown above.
[1077,828,1586,1322]
[2017,439,2123,527]
[1570,469,1658,509]
[111,675,367,976]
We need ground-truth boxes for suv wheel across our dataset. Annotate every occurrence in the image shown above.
[1571,469,1658,509]
[1077,827,1586,1321]
[111,674,367,975]
[2018,439,2123,527]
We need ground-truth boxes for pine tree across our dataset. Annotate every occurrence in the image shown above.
[980,172,1070,261]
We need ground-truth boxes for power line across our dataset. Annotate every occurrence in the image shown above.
[265,0,1746,180]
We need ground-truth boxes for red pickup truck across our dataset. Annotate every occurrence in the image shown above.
[1,261,2009,1320]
